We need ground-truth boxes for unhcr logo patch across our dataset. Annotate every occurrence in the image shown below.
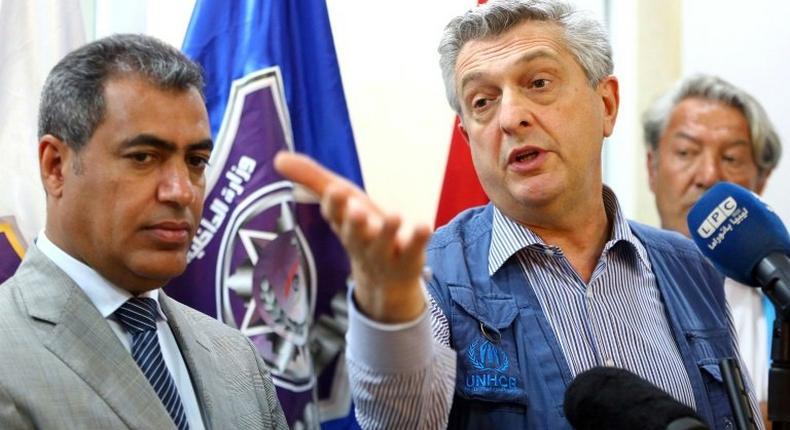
[465,337,518,393]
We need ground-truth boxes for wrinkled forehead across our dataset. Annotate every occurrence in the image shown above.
[454,20,579,92]
[667,97,751,136]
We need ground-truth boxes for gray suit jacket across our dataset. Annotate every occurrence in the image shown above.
[0,245,288,429]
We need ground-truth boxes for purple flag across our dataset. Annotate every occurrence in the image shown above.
[167,1,363,428]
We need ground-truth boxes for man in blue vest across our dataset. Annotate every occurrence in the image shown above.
[276,0,760,428]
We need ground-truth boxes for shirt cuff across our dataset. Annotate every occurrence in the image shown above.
[345,286,434,373]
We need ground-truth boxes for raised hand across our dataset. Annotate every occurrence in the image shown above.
[274,151,432,323]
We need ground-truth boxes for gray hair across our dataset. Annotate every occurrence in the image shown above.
[438,0,613,114]
[38,33,204,152]
[642,74,782,173]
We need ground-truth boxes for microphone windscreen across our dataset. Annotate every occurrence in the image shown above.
[687,182,790,286]
[563,367,704,430]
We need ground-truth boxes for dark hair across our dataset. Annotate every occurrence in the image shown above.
[38,33,205,151]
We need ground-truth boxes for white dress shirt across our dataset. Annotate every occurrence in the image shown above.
[725,277,769,402]
[37,232,206,430]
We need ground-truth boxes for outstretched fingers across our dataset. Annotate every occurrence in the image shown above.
[400,222,432,265]
[273,151,335,196]
[341,195,383,253]
[274,151,433,322]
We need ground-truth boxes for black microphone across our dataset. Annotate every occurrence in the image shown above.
[563,367,709,430]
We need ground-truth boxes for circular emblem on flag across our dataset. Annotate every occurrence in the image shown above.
[215,182,317,392]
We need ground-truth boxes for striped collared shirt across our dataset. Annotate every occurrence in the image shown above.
[489,187,696,408]
[345,188,714,429]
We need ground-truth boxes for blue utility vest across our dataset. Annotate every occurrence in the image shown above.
[426,205,737,429]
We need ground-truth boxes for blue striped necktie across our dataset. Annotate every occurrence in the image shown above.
[115,297,189,430]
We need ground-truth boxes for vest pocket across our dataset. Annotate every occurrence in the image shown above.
[448,397,527,429]
[448,285,527,407]
[697,362,737,430]
[687,329,737,429]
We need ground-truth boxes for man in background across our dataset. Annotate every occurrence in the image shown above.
[0,34,286,429]
[643,73,782,420]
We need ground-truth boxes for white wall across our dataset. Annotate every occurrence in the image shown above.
[92,0,194,46]
[325,0,465,227]
[683,0,790,225]
[606,0,685,227]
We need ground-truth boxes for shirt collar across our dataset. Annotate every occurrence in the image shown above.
[36,231,165,320]
[488,186,651,275]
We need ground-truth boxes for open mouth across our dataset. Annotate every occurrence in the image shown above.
[515,150,540,163]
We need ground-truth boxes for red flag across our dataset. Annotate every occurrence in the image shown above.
[434,116,489,228]
[434,0,489,229]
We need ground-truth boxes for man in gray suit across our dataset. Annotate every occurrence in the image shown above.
[0,34,287,429]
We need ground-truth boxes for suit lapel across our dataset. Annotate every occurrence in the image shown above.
[20,246,176,430]
[161,293,221,430]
